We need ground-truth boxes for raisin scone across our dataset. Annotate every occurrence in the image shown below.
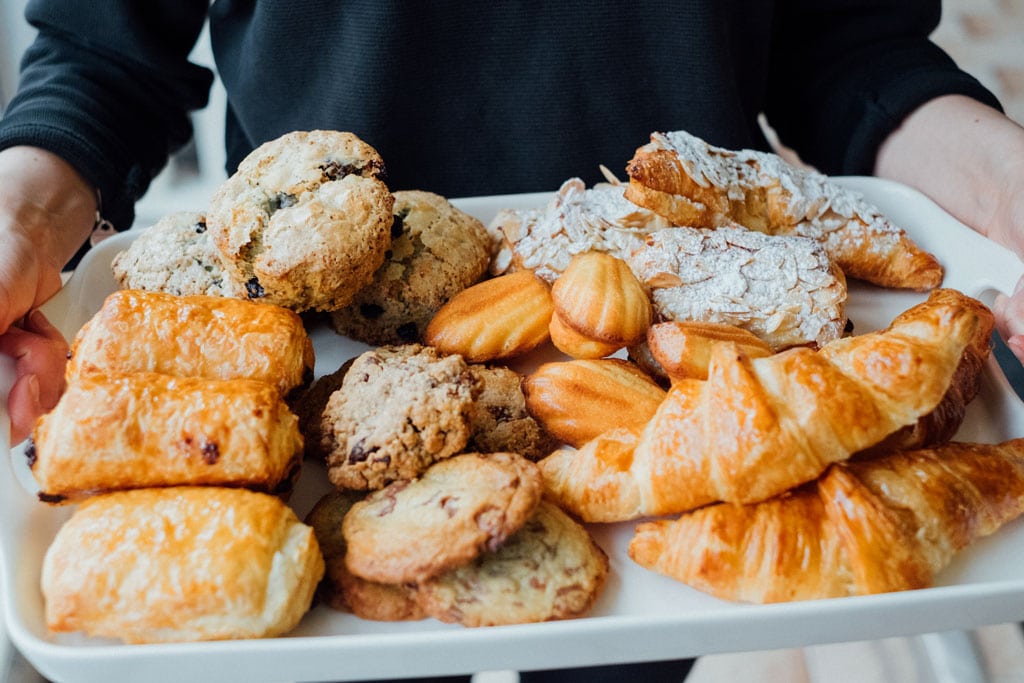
[305,490,425,621]
[342,451,543,584]
[627,225,847,350]
[329,190,493,345]
[111,211,239,297]
[206,130,394,312]
[416,500,608,626]
[321,344,480,490]
[466,365,558,461]
[488,177,670,282]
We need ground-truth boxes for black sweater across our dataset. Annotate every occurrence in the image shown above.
[0,0,1002,232]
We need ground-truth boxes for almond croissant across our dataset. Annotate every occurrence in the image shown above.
[539,289,992,521]
[624,130,943,291]
[628,438,1024,602]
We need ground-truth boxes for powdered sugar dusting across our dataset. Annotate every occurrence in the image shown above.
[487,178,670,282]
[628,226,847,349]
[647,130,904,244]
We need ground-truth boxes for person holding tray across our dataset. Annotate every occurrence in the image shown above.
[1,2,1023,682]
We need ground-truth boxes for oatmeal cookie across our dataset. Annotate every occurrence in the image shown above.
[111,211,239,297]
[466,365,558,461]
[342,451,543,584]
[305,490,425,621]
[322,344,479,490]
[416,500,608,626]
[207,130,394,312]
[292,359,354,461]
[330,190,493,345]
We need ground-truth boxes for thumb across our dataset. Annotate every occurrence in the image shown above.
[8,373,42,446]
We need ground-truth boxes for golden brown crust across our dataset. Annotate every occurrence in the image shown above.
[31,372,303,502]
[424,271,554,362]
[540,290,990,521]
[628,438,1024,602]
[67,290,315,397]
[41,487,324,642]
[645,320,773,382]
[547,310,622,359]
[625,130,944,291]
[550,251,652,346]
[523,358,665,448]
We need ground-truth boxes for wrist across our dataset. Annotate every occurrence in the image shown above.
[0,146,98,270]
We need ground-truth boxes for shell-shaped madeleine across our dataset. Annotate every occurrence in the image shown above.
[551,251,652,345]
[425,270,553,362]
[523,358,666,448]
[549,310,621,359]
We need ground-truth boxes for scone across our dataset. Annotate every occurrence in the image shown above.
[466,365,558,461]
[627,225,847,350]
[110,211,240,297]
[305,490,425,621]
[342,451,543,584]
[416,500,609,626]
[206,130,394,312]
[41,486,324,643]
[321,344,480,490]
[329,190,493,345]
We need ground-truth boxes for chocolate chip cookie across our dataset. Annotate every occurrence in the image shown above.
[329,190,493,345]
[321,344,479,490]
[416,500,609,626]
[466,365,558,461]
[342,451,543,584]
[207,130,394,312]
[305,490,425,621]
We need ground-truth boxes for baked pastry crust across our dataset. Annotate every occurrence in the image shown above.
[627,224,847,350]
[30,372,304,502]
[67,290,314,398]
[628,438,1024,602]
[539,289,992,521]
[41,486,324,643]
[625,130,944,290]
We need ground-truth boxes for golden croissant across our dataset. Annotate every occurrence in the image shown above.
[628,438,1024,602]
[539,289,992,521]
[624,129,944,291]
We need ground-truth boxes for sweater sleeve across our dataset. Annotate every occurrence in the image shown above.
[0,0,214,230]
[763,0,1003,176]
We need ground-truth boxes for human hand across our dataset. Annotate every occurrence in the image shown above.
[0,311,68,445]
[994,275,1024,364]
[0,146,97,445]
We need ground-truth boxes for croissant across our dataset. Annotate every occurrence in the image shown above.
[628,438,1024,602]
[624,130,943,290]
[539,289,991,521]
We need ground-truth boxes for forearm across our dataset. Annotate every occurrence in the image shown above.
[874,95,1024,258]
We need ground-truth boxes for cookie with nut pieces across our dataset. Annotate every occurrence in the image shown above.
[321,344,479,491]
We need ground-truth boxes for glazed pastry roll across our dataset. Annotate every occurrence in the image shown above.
[42,486,325,643]
[30,372,303,502]
[66,290,315,397]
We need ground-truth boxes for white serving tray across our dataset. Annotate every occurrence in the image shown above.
[2,178,1024,683]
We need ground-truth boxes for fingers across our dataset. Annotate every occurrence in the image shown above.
[0,309,69,446]
[993,274,1024,366]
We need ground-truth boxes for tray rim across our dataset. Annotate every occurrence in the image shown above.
[3,176,1024,683]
